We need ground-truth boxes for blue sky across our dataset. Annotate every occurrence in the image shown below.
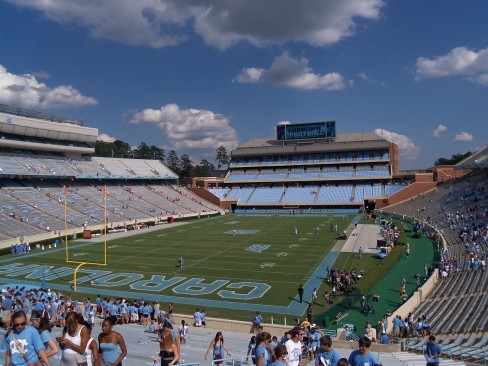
[0,0,486,169]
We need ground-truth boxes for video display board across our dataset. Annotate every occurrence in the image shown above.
[276,121,336,141]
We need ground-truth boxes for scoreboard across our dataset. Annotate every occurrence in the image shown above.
[276,121,336,141]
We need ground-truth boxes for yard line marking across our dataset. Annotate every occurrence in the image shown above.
[73,252,89,257]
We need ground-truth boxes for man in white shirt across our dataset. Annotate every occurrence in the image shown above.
[285,326,303,366]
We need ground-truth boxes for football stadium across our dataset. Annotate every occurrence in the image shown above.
[0,104,487,365]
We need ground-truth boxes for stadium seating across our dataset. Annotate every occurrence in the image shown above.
[208,188,230,199]
[382,169,487,357]
[385,184,405,196]
[225,188,254,202]
[229,149,391,167]
[0,179,222,241]
[281,187,317,203]
[317,185,353,203]
[354,184,383,202]
[247,187,284,203]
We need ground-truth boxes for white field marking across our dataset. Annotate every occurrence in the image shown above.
[260,262,275,268]
[73,252,89,257]
[112,255,139,263]
[108,245,119,249]
[298,238,308,241]
[276,252,288,257]
[177,230,186,232]
[135,239,145,242]
[179,226,263,269]
[289,244,300,248]
[157,234,167,237]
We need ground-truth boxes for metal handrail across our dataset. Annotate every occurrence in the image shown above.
[211,357,236,366]
[0,103,84,125]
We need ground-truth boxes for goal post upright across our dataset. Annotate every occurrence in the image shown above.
[64,184,108,291]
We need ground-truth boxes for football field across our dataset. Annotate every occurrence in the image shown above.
[0,214,358,319]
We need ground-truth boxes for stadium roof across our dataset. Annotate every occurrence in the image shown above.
[455,145,488,169]
[232,131,391,156]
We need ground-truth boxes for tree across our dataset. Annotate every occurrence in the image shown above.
[134,142,151,159]
[179,154,194,178]
[113,140,131,158]
[94,139,130,158]
[149,145,165,162]
[194,159,215,177]
[166,150,180,175]
[215,145,230,170]
[434,151,472,166]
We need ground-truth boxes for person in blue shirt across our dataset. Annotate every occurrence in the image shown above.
[380,332,389,345]
[2,293,14,329]
[392,315,402,338]
[120,300,129,324]
[144,303,153,326]
[31,309,59,359]
[255,331,272,366]
[96,295,102,316]
[315,335,340,366]
[348,336,380,366]
[252,312,263,333]
[22,295,31,313]
[425,335,443,366]
[270,344,288,366]
[270,336,279,350]
[201,309,207,327]
[308,326,322,358]
[1,310,51,366]
[194,309,202,327]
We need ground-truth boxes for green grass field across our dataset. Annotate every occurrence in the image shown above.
[1,213,432,326]
[0,214,357,322]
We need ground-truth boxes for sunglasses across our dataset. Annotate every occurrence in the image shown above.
[14,322,27,327]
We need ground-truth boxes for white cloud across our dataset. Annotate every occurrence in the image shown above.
[7,0,384,49]
[0,65,97,109]
[97,133,117,143]
[130,103,238,153]
[415,46,488,85]
[454,132,473,142]
[432,124,447,137]
[374,128,420,160]
[30,70,50,79]
[357,72,369,81]
[234,68,265,84]
[234,52,347,91]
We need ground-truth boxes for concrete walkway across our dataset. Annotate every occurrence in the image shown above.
[341,224,383,254]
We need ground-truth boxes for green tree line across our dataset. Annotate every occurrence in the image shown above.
[95,140,229,178]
